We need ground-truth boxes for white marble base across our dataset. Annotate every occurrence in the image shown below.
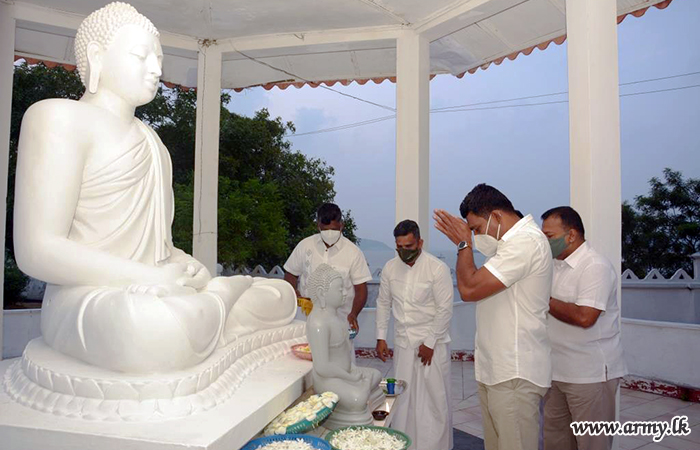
[5,322,307,421]
[0,354,313,450]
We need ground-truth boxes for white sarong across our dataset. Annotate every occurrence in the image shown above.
[392,343,453,450]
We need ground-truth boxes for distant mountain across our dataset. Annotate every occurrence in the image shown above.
[358,238,393,251]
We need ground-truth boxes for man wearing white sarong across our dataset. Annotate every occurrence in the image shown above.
[376,220,454,450]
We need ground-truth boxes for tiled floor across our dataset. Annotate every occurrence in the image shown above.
[356,358,700,450]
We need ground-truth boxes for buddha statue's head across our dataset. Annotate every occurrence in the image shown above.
[75,2,162,106]
[307,264,344,310]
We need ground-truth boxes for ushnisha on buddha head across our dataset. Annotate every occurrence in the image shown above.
[75,2,163,106]
[307,264,345,310]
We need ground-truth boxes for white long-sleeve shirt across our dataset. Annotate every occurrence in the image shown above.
[376,252,453,349]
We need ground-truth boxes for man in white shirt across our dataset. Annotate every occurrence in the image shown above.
[376,220,454,450]
[434,184,552,450]
[284,203,372,332]
[541,206,627,450]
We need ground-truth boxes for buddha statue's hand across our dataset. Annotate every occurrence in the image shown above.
[347,370,363,383]
[180,260,212,290]
[166,251,212,291]
[153,262,199,288]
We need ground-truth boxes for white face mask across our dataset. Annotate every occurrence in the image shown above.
[320,229,341,246]
[473,213,501,257]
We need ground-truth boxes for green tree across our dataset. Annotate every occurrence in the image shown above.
[622,168,700,277]
[173,176,289,269]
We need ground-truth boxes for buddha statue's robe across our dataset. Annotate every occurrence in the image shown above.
[40,120,296,373]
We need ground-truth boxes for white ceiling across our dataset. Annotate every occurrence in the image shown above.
[12,0,672,90]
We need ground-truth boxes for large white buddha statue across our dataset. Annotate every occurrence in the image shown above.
[306,264,384,429]
[12,2,297,375]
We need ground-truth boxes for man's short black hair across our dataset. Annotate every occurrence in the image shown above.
[459,184,516,219]
[393,220,421,240]
[317,203,342,225]
[541,206,585,238]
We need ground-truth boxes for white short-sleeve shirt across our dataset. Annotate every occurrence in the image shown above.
[549,242,627,383]
[284,234,373,319]
[479,215,553,388]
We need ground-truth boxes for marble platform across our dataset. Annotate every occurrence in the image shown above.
[0,324,314,450]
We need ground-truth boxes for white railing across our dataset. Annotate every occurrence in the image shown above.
[217,260,700,324]
[618,254,700,324]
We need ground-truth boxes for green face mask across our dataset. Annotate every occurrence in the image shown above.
[549,235,568,259]
[397,248,421,265]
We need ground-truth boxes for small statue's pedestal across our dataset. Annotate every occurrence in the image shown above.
[305,390,400,439]
[0,340,313,450]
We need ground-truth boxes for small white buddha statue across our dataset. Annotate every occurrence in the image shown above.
[12,2,296,374]
[306,264,383,429]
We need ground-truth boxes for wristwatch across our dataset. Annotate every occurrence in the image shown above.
[457,241,470,252]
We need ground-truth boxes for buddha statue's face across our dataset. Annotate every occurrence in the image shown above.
[95,24,163,107]
[323,277,344,309]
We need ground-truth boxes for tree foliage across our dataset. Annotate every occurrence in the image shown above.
[5,62,356,305]
[622,168,700,277]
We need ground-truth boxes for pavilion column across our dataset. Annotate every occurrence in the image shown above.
[0,2,16,360]
[566,1,622,447]
[193,42,222,275]
[395,31,430,248]
[566,0,621,273]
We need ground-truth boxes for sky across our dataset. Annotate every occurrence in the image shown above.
[225,0,700,252]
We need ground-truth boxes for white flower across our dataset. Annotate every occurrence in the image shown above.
[264,392,339,435]
[330,428,405,450]
[257,438,315,450]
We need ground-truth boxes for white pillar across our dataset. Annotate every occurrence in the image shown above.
[566,0,621,271]
[566,1,621,448]
[395,32,430,248]
[0,2,16,360]
[193,42,222,275]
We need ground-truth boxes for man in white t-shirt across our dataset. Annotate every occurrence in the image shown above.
[541,206,627,450]
[435,184,552,450]
[284,203,372,332]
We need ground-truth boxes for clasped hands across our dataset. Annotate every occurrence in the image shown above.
[127,255,212,297]
[433,209,473,247]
